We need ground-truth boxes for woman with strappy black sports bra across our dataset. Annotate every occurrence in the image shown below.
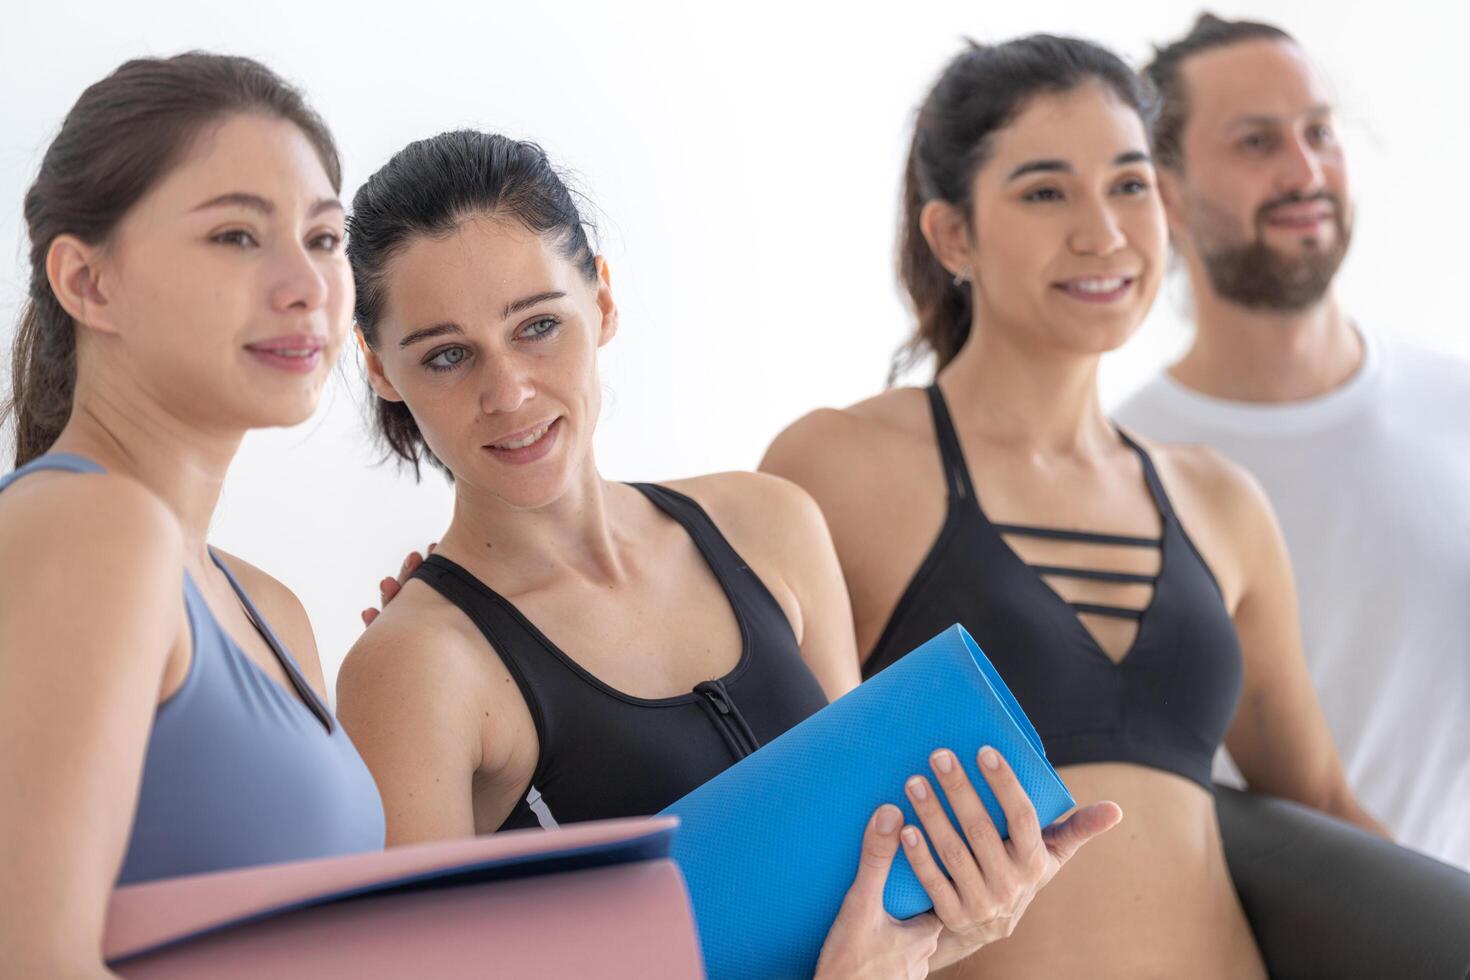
[335,130,1122,978]
[762,36,1387,979]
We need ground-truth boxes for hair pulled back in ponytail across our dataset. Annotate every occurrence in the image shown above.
[893,35,1155,382]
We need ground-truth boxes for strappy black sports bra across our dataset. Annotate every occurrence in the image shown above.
[412,482,830,830]
[865,385,1244,790]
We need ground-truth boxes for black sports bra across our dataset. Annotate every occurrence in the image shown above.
[865,385,1244,790]
[412,482,830,829]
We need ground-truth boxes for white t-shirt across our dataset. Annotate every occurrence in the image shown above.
[1115,328,1470,870]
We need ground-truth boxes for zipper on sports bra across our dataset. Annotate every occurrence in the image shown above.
[695,679,761,760]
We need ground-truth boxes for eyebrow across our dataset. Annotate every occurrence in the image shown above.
[1006,150,1151,181]
[503,290,565,319]
[1224,104,1334,131]
[191,192,344,217]
[399,322,463,349]
[398,291,568,348]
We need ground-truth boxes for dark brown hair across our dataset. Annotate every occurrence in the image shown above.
[347,130,597,481]
[4,52,341,466]
[894,35,1156,382]
[1145,14,1294,172]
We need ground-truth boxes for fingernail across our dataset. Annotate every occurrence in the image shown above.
[907,776,929,802]
[981,747,1000,771]
[901,827,921,848]
[932,750,954,774]
[876,805,901,834]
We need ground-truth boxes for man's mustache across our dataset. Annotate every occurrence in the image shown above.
[1256,190,1342,224]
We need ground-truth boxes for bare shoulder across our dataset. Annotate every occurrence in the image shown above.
[211,550,323,688]
[661,471,828,548]
[766,388,928,454]
[336,583,490,714]
[0,470,184,676]
[0,468,181,560]
[760,387,929,485]
[0,470,184,607]
[1133,436,1275,534]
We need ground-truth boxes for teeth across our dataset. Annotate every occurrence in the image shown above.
[1067,277,1128,294]
[493,421,553,450]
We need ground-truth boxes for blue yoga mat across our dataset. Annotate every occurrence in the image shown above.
[661,624,1075,980]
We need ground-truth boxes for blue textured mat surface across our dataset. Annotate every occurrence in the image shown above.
[661,624,1075,979]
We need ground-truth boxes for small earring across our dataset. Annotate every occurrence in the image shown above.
[953,268,972,287]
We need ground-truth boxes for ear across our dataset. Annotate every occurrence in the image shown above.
[591,255,619,348]
[357,326,405,403]
[46,234,118,335]
[918,199,976,281]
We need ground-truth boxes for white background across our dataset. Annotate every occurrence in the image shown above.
[3,0,1467,694]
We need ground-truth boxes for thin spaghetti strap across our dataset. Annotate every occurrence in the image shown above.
[1116,428,1178,522]
[926,384,977,501]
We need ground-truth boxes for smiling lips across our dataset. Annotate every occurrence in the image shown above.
[1054,275,1137,303]
[245,334,326,374]
[1263,201,1335,231]
[484,417,561,465]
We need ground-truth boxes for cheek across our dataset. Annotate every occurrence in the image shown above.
[324,265,355,348]
[975,212,1051,286]
[1130,207,1169,271]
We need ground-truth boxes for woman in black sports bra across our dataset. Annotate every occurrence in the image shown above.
[335,130,1121,977]
[762,36,1384,980]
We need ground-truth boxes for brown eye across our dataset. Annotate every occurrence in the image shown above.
[211,229,258,247]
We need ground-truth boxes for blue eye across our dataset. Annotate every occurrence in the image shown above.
[211,229,258,248]
[424,346,470,372]
[519,317,560,341]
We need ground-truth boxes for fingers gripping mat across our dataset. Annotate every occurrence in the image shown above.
[661,624,1074,979]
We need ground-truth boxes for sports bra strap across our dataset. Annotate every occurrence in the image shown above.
[925,384,977,502]
[0,452,105,492]
[1116,428,1178,524]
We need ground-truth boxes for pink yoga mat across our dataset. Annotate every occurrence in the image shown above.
[105,817,703,979]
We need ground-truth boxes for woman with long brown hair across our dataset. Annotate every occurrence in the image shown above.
[761,35,1384,978]
[0,54,384,977]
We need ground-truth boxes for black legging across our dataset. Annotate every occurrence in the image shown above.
[1217,785,1470,979]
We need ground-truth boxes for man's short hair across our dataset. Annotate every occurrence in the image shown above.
[1145,13,1295,171]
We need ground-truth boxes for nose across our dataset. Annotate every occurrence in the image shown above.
[1276,133,1327,197]
[1068,196,1127,257]
[268,240,331,314]
[477,352,535,416]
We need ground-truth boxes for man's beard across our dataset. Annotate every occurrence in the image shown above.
[1191,190,1351,312]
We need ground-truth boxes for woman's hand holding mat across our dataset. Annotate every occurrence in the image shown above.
[815,747,1121,978]
[903,746,1121,969]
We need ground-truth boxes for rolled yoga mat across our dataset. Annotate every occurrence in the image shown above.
[1216,785,1470,980]
[661,623,1075,980]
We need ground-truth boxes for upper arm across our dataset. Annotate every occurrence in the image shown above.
[212,552,328,697]
[684,471,862,701]
[1185,452,1350,807]
[0,476,183,973]
[335,605,494,845]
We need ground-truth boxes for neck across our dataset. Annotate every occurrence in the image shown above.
[49,371,242,564]
[938,310,1115,458]
[1172,268,1361,402]
[438,451,632,592]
